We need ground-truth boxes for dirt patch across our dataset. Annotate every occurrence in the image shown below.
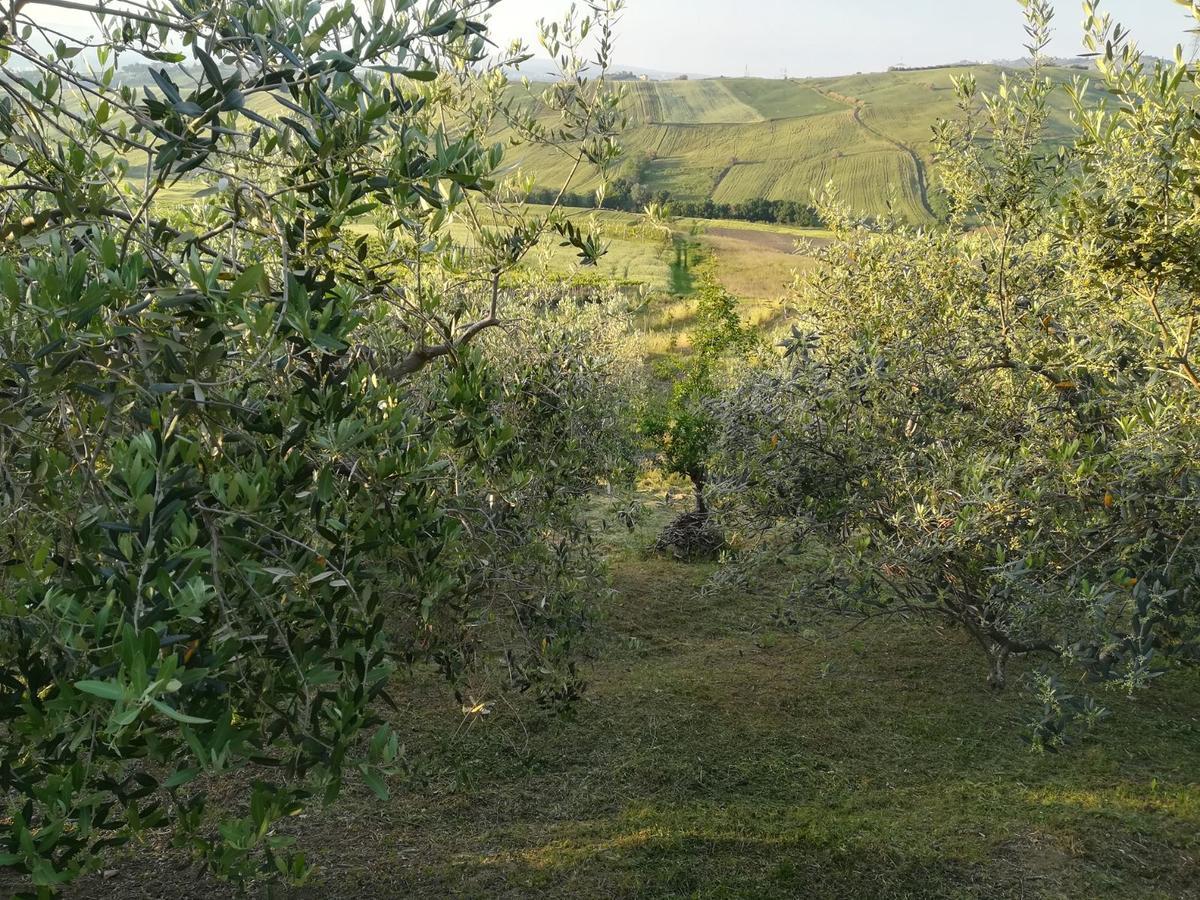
[703,226,827,255]
[695,228,821,302]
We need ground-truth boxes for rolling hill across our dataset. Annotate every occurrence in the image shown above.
[507,66,1089,223]
[97,64,1089,225]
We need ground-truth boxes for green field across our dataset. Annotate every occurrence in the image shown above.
[722,78,845,120]
[509,66,1089,222]
[631,79,765,124]
[508,207,821,307]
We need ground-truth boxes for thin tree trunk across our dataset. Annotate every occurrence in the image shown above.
[690,470,707,518]
[987,643,1011,690]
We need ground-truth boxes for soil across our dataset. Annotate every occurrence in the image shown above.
[703,226,828,255]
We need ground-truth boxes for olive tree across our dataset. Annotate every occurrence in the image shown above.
[708,0,1199,745]
[639,266,753,557]
[0,0,632,892]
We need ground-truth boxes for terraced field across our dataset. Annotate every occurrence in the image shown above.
[507,67,1087,223]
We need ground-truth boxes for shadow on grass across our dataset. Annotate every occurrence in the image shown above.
[668,237,697,296]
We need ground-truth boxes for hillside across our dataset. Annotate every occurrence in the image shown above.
[508,66,1089,222]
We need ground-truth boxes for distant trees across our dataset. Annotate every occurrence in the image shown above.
[525,185,825,227]
[525,142,825,226]
[522,146,825,225]
[887,63,961,73]
[670,197,825,226]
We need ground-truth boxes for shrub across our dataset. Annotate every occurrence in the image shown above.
[640,265,754,555]
[0,0,632,892]
[707,1,1199,743]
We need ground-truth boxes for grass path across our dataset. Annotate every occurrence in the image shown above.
[59,506,1200,899]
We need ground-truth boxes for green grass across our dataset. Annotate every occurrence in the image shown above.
[39,200,1200,896]
[642,156,716,199]
[135,67,1089,226]
[118,67,1090,225]
[61,501,1200,899]
[662,235,697,295]
[677,218,833,240]
[812,65,1084,151]
[358,205,826,305]
[514,208,824,310]
[528,231,674,287]
[275,523,1200,899]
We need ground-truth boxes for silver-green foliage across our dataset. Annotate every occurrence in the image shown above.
[708,0,1199,746]
[0,0,633,892]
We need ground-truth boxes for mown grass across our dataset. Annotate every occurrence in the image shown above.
[692,229,817,310]
[272,519,1200,899]
[64,500,1200,899]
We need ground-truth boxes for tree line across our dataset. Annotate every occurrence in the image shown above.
[526,184,825,227]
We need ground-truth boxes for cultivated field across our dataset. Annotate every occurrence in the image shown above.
[630,79,764,124]
[509,66,1088,222]
[130,67,1082,224]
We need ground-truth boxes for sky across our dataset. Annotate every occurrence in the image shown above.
[25,1,1198,78]
[486,0,1198,77]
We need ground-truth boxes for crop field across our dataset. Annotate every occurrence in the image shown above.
[641,156,715,199]
[507,67,1087,223]
[130,68,1085,225]
[721,77,846,120]
[812,64,1085,151]
[630,79,764,124]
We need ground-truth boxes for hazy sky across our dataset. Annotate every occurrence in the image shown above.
[27,1,1198,78]
[487,0,1198,77]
